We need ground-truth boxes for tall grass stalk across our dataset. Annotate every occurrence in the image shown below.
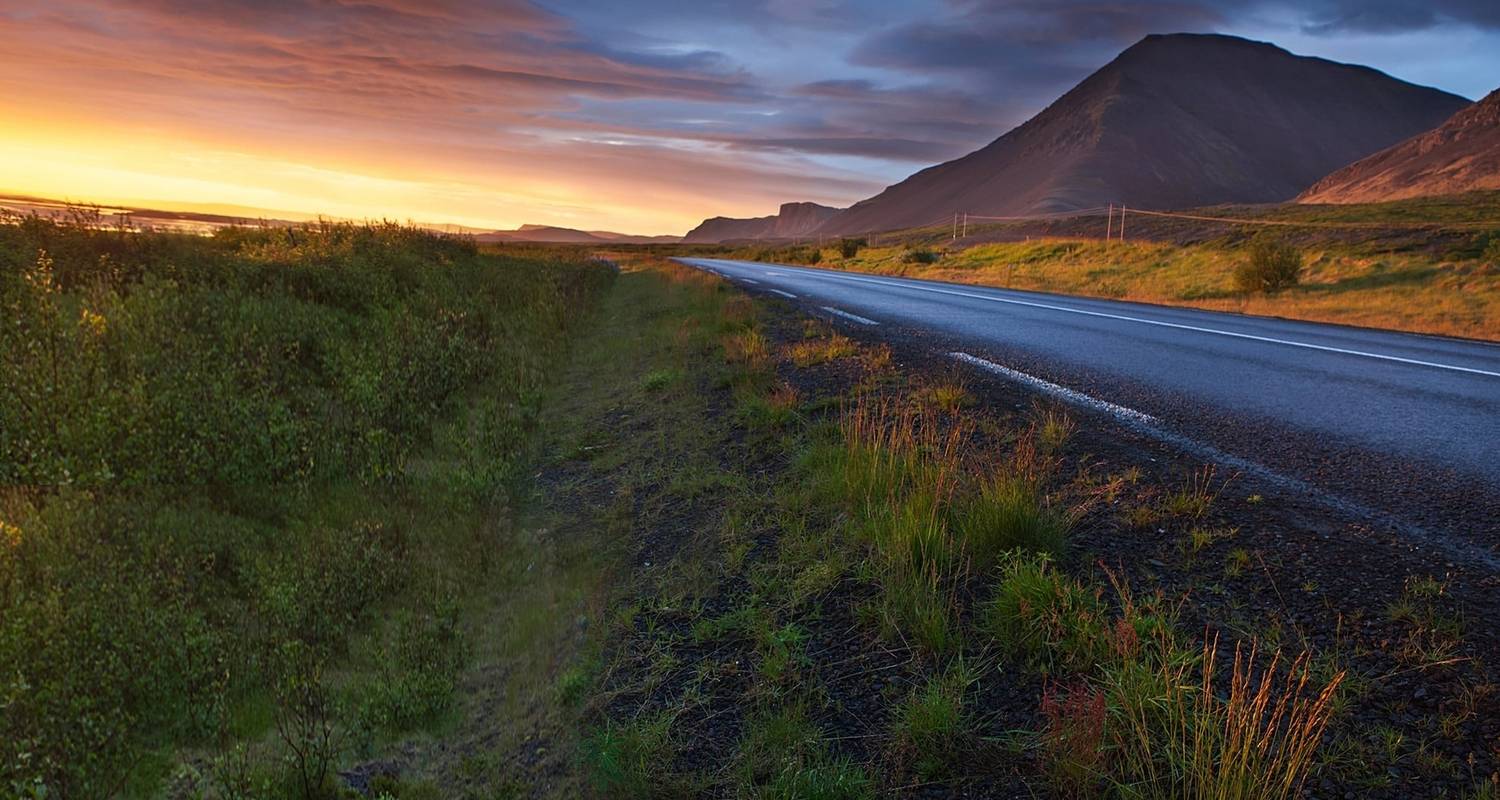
[1106,635,1345,800]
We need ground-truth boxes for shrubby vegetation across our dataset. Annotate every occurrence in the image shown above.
[901,247,940,265]
[738,243,825,266]
[0,215,611,795]
[1234,240,1304,294]
[1483,233,1500,266]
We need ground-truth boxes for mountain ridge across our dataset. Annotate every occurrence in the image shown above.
[682,201,841,243]
[1298,88,1500,204]
[812,33,1468,236]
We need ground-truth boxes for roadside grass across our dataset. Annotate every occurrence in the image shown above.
[892,667,975,780]
[0,219,613,796]
[787,332,858,367]
[987,552,1345,799]
[800,201,1500,338]
[590,254,1473,800]
[1386,574,1464,667]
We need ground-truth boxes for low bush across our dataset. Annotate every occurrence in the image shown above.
[838,238,865,259]
[1484,234,1500,266]
[0,217,612,793]
[903,247,940,265]
[1099,637,1344,800]
[1234,240,1303,293]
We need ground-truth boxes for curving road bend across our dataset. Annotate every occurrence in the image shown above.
[677,257,1500,552]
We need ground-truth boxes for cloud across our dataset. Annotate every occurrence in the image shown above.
[1296,0,1500,35]
[0,0,1497,234]
[851,1,1227,76]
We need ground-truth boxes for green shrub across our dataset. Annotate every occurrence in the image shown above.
[838,238,864,259]
[0,217,612,794]
[1484,234,1500,266]
[902,247,939,265]
[1234,240,1303,293]
[356,589,467,733]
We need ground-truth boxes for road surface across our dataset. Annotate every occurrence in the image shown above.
[678,257,1500,546]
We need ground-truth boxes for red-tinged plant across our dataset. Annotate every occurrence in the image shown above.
[1040,681,1108,798]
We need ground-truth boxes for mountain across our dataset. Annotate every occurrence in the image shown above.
[1298,88,1500,204]
[475,224,681,244]
[815,33,1468,236]
[683,202,841,243]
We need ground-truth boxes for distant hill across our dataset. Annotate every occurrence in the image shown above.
[1298,88,1500,204]
[815,33,1468,236]
[476,224,681,244]
[683,202,841,243]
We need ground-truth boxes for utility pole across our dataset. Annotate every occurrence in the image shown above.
[1106,203,1114,240]
[962,213,967,238]
[952,212,958,241]
[1119,205,1126,242]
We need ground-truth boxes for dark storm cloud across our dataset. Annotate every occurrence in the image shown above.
[851,1,1228,77]
[1298,0,1500,34]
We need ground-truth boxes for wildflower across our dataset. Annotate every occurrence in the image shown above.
[0,519,20,548]
[80,307,107,337]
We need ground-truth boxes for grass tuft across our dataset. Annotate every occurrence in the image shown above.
[893,667,973,780]
[787,334,858,367]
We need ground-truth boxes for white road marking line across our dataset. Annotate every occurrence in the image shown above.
[764,271,784,277]
[769,289,798,299]
[951,352,1159,426]
[707,261,1500,379]
[739,277,759,284]
[821,306,879,326]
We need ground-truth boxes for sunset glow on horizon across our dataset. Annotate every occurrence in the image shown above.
[3,1,1498,235]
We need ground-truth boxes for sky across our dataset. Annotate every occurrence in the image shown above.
[1,1,1497,235]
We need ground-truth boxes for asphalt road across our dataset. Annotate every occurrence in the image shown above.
[678,257,1500,543]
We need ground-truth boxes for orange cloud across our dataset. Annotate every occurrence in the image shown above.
[0,0,877,233]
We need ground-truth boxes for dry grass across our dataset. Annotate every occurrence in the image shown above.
[862,343,894,376]
[828,237,1500,340]
[921,380,972,414]
[1106,636,1346,800]
[997,556,1347,799]
[787,334,858,367]
[723,329,770,366]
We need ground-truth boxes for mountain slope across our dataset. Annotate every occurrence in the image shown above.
[683,202,840,243]
[1298,88,1500,203]
[816,33,1468,236]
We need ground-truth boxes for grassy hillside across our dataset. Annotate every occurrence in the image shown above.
[699,193,1500,340]
[0,217,611,796]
